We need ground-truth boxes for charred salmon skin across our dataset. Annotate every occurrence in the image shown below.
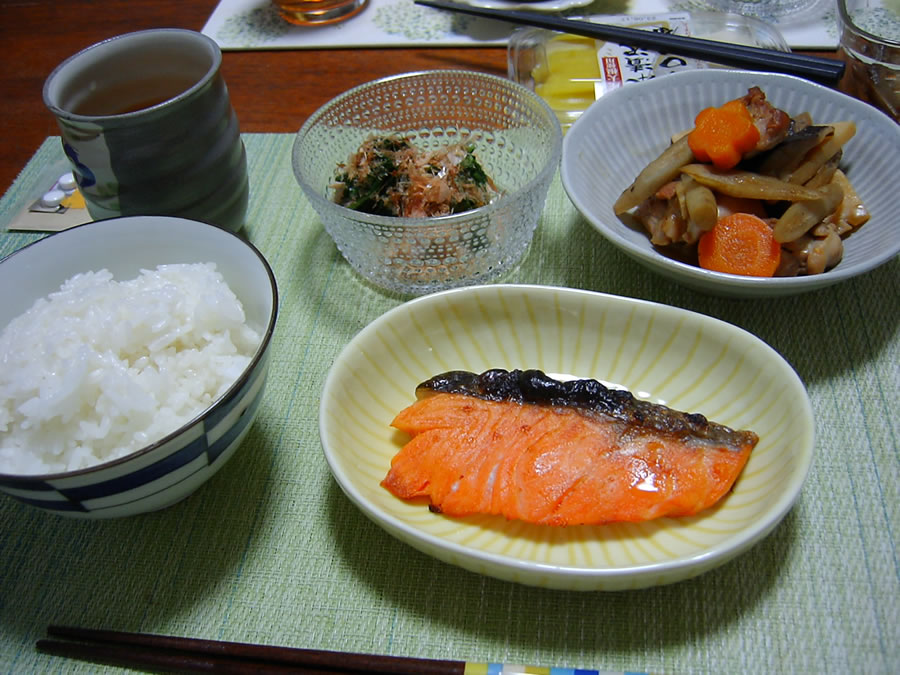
[382,369,758,526]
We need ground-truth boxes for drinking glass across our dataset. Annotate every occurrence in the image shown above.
[703,0,819,20]
[272,0,369,25]
[838,0,900,120]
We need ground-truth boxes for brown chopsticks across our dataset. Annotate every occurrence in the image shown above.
[415,0,846,85]
[37,625,466,674]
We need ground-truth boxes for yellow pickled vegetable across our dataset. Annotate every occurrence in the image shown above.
[534,35,601,104]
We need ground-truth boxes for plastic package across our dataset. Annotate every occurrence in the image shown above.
[507,12,790,131]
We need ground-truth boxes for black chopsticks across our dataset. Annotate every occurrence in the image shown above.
[415,0,846,85]
[37,625,466,674]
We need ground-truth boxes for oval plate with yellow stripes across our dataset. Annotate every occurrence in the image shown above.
[319,285,814,590]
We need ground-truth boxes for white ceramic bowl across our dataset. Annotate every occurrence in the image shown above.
[292,70,562,296]
[0,216,278,518]
[320,285,814,590]
[561,69,900,297]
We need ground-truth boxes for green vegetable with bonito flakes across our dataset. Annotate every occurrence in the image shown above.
[332,135,500,218]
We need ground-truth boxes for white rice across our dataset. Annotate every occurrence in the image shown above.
[0,263,262,475]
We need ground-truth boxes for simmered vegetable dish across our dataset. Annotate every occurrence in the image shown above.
[615,87,869,277]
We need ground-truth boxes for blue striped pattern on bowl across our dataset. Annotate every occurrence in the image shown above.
[0,351,269,517]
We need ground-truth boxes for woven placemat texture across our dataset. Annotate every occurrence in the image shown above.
[0,135,897,674]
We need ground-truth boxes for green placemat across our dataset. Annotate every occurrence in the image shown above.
[0,135,897,674]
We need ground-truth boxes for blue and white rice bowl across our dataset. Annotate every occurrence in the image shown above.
[0,216,278,518]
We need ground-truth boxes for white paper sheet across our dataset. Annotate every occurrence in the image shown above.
[202,0,840,51]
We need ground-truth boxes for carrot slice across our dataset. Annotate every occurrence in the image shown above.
[688,100,761,170]
[698,213,781,277]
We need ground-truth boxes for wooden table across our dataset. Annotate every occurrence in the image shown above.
[3,6,898,675]
[0,0,855,196]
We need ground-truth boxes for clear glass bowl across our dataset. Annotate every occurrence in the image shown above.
[292,70,562,296]
[508,12,790,131]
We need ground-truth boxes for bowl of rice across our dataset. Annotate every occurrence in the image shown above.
[0,216,278,518]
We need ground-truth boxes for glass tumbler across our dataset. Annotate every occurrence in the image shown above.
[703,0,819,20]
[272,0,368,25]
[838,0,900,120]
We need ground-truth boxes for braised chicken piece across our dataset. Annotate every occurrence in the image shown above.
[740,86,792,154]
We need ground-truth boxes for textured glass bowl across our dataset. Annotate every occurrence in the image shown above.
[292,70,562,295]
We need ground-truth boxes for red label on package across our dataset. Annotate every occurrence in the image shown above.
[602,56,623,85]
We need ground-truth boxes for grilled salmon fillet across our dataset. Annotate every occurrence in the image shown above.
[382,369,758,527]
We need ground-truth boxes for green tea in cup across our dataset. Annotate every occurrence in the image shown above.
[43,29,249,232]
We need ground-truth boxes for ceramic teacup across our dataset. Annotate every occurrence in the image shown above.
[43,29,249,232]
